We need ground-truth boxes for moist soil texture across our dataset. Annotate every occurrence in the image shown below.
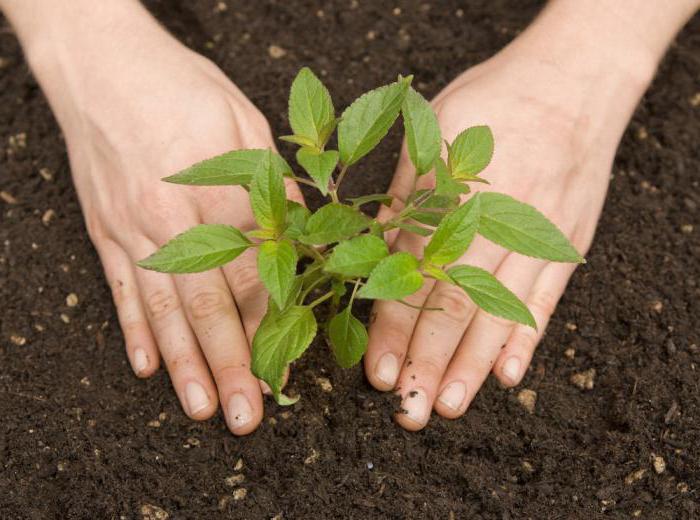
[1,1,699,519]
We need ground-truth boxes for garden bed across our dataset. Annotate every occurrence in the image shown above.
[1,1,699,518]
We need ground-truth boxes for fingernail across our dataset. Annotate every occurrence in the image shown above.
[438,381,466,411]
[185,381,210,415]
[400,388,429,425]
[132,348,148,375]
[228,393,253,430]
[502,357,522,384]
[375,353,399,387]
[260,380,273,395]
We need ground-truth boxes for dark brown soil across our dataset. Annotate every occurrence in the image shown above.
[1,1,699,519]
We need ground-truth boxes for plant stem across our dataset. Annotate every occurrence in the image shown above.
[298,243,325,263]
[290,175,318,188]
[396,299,444,311]
[308,290,334,309]
[328,163,349,203]
[299,273,331,303]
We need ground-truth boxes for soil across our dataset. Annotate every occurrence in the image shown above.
[1,1,699,519]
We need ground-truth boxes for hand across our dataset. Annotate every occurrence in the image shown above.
[25,4,301,435]
[364,31,652,430]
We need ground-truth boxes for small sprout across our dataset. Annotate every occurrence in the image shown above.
[138,69,583,406]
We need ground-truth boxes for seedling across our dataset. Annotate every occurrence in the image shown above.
[139,68,583,404]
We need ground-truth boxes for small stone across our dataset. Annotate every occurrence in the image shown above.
[624,468,646,485]
[392,7,401,15]
[271,514,283,520]
[516,389,537,414]
[564,348,576,359]
[366,30,377,41]
[690,92,700,107]
[570,368,596,390]
[232,488,247,501]
[187,437,200,447]
[565,322,577,331]
[677,482,689,493]
[215,1,227,12]
[147,420,161,428]
[522,461,535,473]
[651,454,666,474]
[140,504,169,520]
[304,448,319,465]
[651,300,663,313]
[681,224,693,234]
[8,132,26,151]
[225,474,245,486]
[41,209,56,226]
[57,461,68,472]
[366,462,374,470]
[268,45,286,59]
[60,313,71,323]
[158,412,167,422]
[39,167,53,181]
[633,509,642,517]
[279,411,292,420]
[316,376,333,393]
[234,458,244,471]
[66,293,79,307]
[217,496,231,511]
[636,126,648,140]
[0,191,18,204]
[10,334,27,346]
[455,8,464,17]
[316,9,324,17]
[80,376,91,387]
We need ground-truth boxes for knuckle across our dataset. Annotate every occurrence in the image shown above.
[145,290,180,321]
[509,327,539,353]
[382,319,413,349]
[211,363,252,385]
[528,290,558,319]
[408,355,445,380]
[188,289,233,321]
[432,285,474,323]
[480,310,515,329]
[229,261,263,297]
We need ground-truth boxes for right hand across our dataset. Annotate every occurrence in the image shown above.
[30,6,302,435]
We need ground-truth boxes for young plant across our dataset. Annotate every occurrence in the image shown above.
[138,68,583,404]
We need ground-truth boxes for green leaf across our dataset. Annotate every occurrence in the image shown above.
[279,134,317,148]
[288,67,335,149]
[257,240,298,309]
[448,265,536,328]
[283,201,311,240]
[328,306,368,368]
[423,264,451,282]
[423,195,481,266]
[448,126,494,179]
[409,191,458,227]
[163,149,291,186]
[325,235,389,278]
[402,87,441,175]
[434,158,469,198]
[250,150,287,234]
[358,252,424,300]
[478,192,583,262]
[296,149,338,195]
[347,193,394,208]
[299,203,371,245]
[395,221,433,237]
[338,76,411,166]
[138,224,251,273]
[252,305,317,403]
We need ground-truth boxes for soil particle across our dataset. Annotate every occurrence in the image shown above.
[232,488,247,501]
[268,45,286,59]
[65,292,79,307]
[140,504,169,520]
[225,474,245,486]
[624,468,647,485]
[570,368,596,390]
[652,454,666,474]
[0,190,18,204]
[516,389,537,414]
[315,376,333,392]
[41,208,56,226]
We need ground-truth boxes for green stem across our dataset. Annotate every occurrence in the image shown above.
[299,273,331,303]
[290,175,318,189]
[308,290,334,309]
[298,243,325,263]
[329,164,349,203]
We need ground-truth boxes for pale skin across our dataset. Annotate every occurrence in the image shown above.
[1,0,697,435]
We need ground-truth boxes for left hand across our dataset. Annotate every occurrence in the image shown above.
[363,44,648,430]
